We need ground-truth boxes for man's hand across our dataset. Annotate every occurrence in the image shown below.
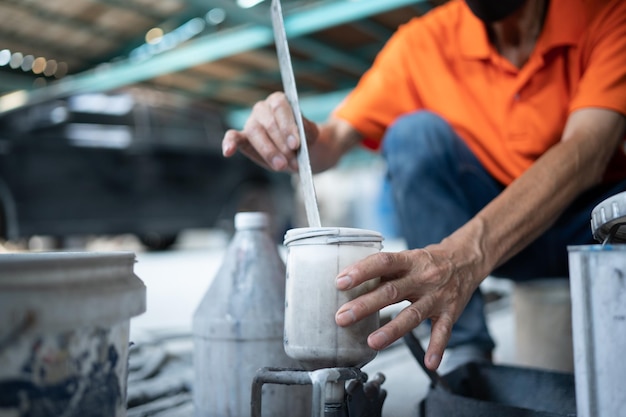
[334,236,486,371]
[222,92,319,172]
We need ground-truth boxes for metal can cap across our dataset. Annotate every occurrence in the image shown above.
[591,191,626,243]
[235,212,269,230]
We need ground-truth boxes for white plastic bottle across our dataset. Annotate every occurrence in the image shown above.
[192,212,309,417]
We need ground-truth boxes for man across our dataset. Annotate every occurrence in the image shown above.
[222,0,626,371]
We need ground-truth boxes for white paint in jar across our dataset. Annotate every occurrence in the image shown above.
[283,227,384,370]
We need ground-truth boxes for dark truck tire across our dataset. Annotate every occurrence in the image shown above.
[139,233,178,251]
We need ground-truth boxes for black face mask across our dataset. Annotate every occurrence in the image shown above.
[465,0,526,23]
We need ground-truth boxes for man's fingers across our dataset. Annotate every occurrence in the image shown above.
[221,92,316,173]
[253,98,295,157]
[332,243,482,370]
[425,315,454,371]
[367,296,436,350]
[236,94,303,171]
[267,92,301,151]
[336,251,413,290]
[335,276,420,328]
[222,129,243,157]
[244,115,289,171]
[222,130,273,170]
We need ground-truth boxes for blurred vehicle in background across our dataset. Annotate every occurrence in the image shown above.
[0,90,293,250]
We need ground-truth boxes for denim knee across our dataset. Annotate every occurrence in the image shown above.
[382,111,459,185]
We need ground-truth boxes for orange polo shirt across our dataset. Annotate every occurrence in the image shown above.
[334,0,626,186]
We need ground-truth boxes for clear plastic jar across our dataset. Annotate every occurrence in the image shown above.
[283,227,384,370]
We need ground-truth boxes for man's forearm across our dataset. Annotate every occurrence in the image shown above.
[446,108,626,279]
[308,117,364,173]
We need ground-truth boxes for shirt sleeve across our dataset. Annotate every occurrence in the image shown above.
[569,0,626,116]
[333,21,425,149]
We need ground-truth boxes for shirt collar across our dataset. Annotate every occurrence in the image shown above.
[459,0,587,60]
[535,0,586,53]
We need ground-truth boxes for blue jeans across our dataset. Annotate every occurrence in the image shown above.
[382,111,626,352]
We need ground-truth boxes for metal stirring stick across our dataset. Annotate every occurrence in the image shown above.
[271,0,322,228]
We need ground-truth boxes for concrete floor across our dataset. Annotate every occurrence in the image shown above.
[123,229,520,417]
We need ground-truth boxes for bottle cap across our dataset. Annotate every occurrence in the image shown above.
[591,191,626,243]
[235,212,269,230]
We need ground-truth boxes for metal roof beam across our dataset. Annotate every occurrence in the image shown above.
[281,0,423,35]
[351,20,395,42]
[2,0,127,42]
[290,38,371,76]
[197,0,270,26]
[0,0,428,113]
[411,2,435,15]
[91,0,168,21]
[0,28,97,65]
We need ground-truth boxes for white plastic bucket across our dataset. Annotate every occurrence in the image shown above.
[0,252,146,417]
[283,227,383,370]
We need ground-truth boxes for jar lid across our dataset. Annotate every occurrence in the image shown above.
[235,212,269,230]
[283,227,384,245]
[0,251,136,286]
[591,191,626,243]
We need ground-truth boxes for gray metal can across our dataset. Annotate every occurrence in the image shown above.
[568,191,626,417]
[568,245,626,417]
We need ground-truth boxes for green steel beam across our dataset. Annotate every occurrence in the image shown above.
[101,4,210,64]
[281,0,422,36]
[411,2,435,15]
[0,0,427,113]
[352,20,395,42]
[198,0,270,26]
[290,38,371,75]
